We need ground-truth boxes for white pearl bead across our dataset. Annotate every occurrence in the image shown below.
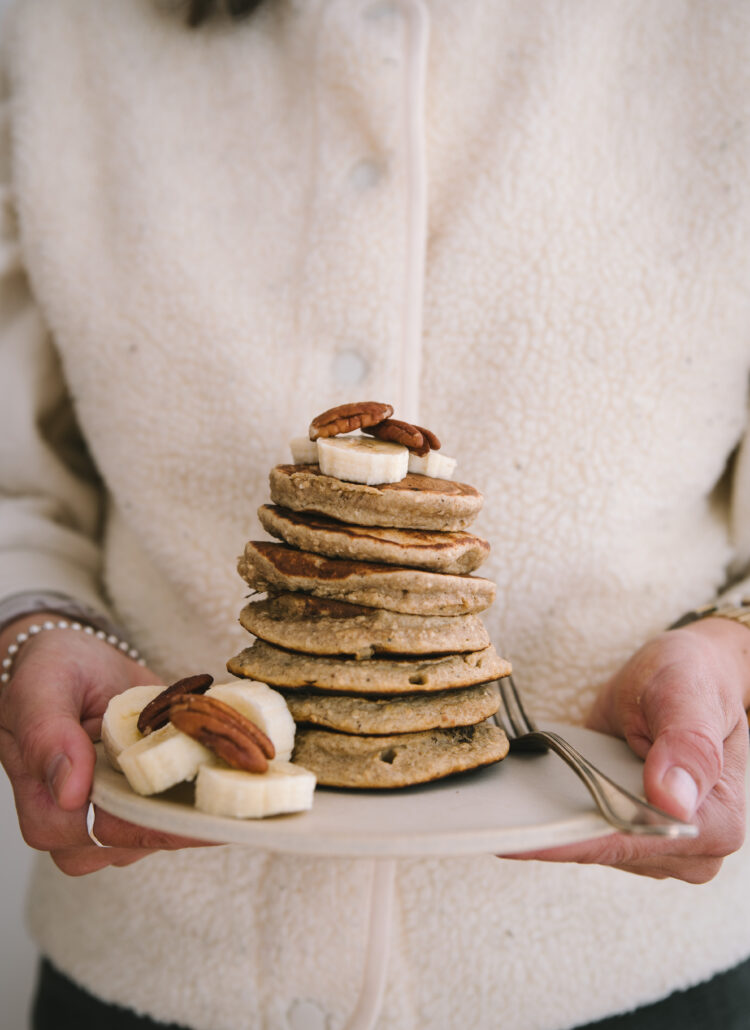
[1,618,142,684]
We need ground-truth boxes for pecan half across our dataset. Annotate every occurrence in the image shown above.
[169,694,275,772]
[361,418,425,453]
[309,401,393,441]
[137,673,214,736]
[364,419,441,455]
[413,424,441,451]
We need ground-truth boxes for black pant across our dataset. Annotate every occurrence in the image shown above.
[32,954,750,1030]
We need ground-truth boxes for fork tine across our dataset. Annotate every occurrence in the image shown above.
[497,675,528,738]
[504,674,537,734]
[492,684,515,739]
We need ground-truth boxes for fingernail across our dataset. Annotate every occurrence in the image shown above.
[46,754,71,804]
[662,766,699,817]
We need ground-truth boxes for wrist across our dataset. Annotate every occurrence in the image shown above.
[0,612,66,657]
[0,613,145,686]
[678,617,750,711]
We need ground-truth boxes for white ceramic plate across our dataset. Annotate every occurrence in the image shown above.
[91,722,649,858]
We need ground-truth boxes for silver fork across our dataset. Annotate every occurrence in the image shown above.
[494,675,698,838]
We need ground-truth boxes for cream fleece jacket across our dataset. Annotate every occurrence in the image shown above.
[3,1,750,1027]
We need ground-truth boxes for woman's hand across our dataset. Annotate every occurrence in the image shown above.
[504,618,750,882]
[0,614,208,876]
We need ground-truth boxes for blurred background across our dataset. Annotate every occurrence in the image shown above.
[0,2,44,1027]
[1,775,35,1030]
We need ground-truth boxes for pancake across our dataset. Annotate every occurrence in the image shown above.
[291,723,509,788]
[227,640,510,694]
[238,594,490,657]
[269,465,483,531]
[281,681,501,735]
[257,505,491,574]
[237,540,496,616]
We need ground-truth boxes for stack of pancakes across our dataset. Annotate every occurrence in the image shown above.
[227,464,511,788]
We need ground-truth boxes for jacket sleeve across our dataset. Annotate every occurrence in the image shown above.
[0,76,110,619]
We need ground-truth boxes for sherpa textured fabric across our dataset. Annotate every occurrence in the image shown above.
[3,1,750,1028]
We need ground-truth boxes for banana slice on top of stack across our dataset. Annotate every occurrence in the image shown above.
[228,400,511,789]
[101,673,315,818]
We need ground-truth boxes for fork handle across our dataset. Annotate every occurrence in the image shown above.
[523,729,698,838]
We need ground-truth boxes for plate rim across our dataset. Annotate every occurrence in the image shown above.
[91,722,635,857]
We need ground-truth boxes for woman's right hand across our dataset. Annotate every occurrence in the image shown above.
[0,614,209,875]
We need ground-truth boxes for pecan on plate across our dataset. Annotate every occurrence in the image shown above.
[308,401,393,441]
[169,694,275,773]
[137,673,214,735]
[363,417,437,455]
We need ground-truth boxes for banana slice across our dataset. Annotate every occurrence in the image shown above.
[408,450,457,480]
[194,760,316,818]
[118,724,212,796]
[317,435,408,485]
[206,681,296,762]
[289,436,319,464]
[101,685,164,771]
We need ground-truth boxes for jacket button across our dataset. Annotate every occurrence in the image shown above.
[333,348,369,386]
[286,999,329,1030]
[349,158,384,191]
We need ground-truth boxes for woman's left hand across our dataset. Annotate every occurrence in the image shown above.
[502,617,750,881]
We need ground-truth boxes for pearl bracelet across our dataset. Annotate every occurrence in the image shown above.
[0,619,145,685]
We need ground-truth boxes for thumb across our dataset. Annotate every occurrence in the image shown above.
[8,667,96,811]
[639,679,727,821]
